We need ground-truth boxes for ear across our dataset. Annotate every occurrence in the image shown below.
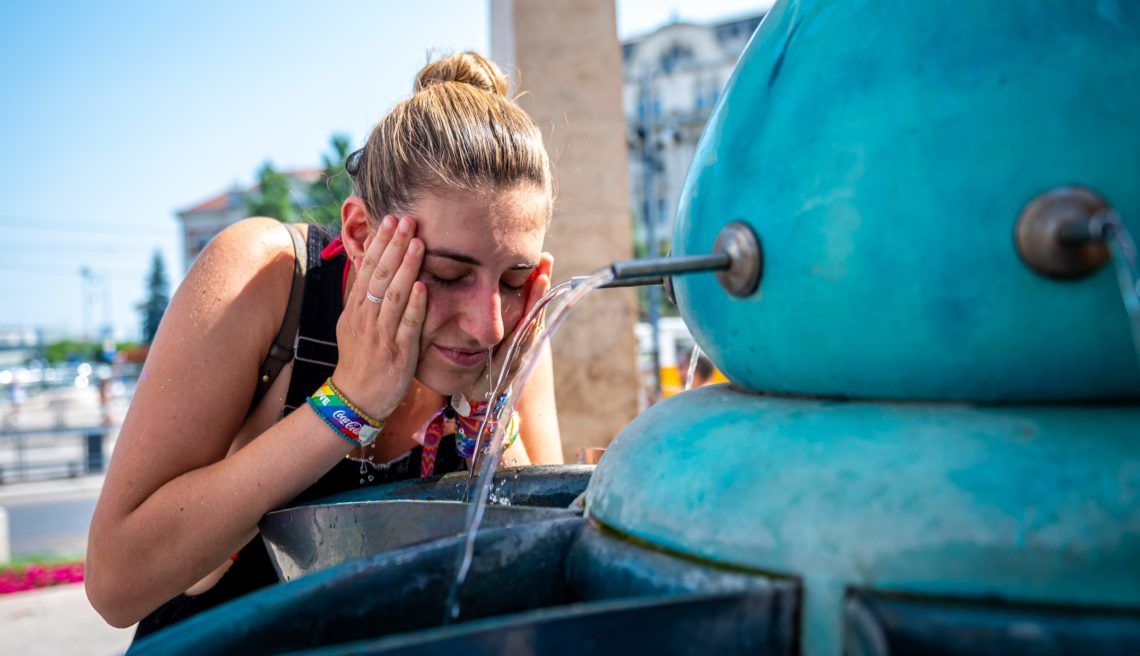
[340,196,375,265]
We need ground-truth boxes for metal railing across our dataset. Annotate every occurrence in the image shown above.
[0,425,110,484]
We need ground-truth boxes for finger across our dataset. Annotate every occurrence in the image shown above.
[379,237,424,334]
[538,252,554,281]
[394,281,428,352]
[366,216,416,307]
[349,215,396,306]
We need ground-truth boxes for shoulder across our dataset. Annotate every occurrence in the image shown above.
[172,219,313,358]
[196,217,305,276]
[185,219,308,306]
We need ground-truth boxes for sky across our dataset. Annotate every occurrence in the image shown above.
[0,0,771,342]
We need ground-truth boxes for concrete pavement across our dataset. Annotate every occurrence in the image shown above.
[0,475,131,655]
[0,583,134,656]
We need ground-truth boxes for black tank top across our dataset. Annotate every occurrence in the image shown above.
[132,226,464,641]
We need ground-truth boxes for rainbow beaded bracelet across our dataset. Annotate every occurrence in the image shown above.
[307,379,384,447]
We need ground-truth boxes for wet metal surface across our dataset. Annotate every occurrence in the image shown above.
[310,591,795,656]
[287,465,593,509]
[132,518,586,656]
[262,501,576,582]
[845,592,1140,656]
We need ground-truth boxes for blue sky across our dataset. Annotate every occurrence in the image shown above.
[0,0,770,341]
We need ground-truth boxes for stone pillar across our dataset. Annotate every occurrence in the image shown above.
[491,0,640,461]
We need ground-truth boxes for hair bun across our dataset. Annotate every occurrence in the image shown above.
[414,51,510,97]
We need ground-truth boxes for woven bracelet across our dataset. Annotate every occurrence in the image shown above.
[308,379,384,447]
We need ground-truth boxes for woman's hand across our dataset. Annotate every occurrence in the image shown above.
[332,215,428,419]
[466,253,554,402]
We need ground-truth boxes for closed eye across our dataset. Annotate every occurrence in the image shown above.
[427,273,464,287]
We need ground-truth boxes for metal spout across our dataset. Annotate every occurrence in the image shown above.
[572,221,763,298]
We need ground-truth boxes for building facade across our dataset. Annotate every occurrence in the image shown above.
[174,169,322,272]
[622,11,765,254]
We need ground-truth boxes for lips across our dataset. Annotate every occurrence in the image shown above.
[434,345,486,368]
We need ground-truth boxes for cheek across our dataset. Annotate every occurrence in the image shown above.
[501,291,527,332]
[420,289,454,339]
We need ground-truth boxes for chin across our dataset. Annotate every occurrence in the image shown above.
[414,363,481,397]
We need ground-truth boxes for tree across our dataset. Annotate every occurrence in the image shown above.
[306,134,355,227]
[246,161,296,222]
[139,250,170,344]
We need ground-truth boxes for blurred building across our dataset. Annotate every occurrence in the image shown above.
[0,327,43,368]
[622,11,765,255]
[174,169,321,272]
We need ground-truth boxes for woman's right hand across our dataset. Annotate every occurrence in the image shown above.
[332,215,428,420]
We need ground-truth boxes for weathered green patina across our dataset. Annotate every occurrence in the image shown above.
[588,387,1140,653]
[672,0,1140,401]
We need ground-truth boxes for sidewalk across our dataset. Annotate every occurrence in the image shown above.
[0,583,134,656]
[0,473,106,507]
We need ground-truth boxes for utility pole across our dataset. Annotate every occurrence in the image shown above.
[80,265,93,344]
[637,71,663,397]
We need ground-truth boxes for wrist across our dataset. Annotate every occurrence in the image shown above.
[329,372,394,420]
[308,378,385,447]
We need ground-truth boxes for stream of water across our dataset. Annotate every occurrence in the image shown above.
[684,345,703,391]
[1101,210,1140,374]
[444,267,615,622]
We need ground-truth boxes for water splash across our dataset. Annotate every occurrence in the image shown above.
[1100,210,1140,373]
[684,345,703,391]
[444,268,614,623]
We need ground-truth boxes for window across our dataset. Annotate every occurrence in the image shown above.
[659,42,693,74]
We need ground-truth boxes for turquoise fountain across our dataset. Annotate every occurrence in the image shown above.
[130,1,1140,653]
[592,0,1140,652]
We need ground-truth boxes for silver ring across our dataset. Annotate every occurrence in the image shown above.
[365,291,383,305]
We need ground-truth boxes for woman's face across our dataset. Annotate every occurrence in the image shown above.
[405,185,550,394]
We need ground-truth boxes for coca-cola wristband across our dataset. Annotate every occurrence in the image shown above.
[307,378,384,447]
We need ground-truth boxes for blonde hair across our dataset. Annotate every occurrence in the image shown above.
[346,52,552,222]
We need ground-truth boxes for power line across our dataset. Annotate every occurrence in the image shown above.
[0,214,177,237]
[0,265,148,282]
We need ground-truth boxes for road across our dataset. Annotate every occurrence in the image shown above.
[0,475,105,559]
[6,495,99,558]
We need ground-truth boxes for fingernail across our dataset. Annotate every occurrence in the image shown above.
[409,239,423,255]
[381,215,395,231]
[398,216,412,234]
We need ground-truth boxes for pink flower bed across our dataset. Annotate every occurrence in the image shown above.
[0,562,84,594]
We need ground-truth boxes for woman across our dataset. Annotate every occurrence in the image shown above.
[85,51,563,635]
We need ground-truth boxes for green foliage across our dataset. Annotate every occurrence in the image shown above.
[246,161,296,223]
[305,134,355,227]
[40,340,99,364]
[139,250,170,344]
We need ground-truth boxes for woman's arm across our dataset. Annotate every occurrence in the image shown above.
[86,214,427,627]
[509,342,562,465]
[86,219,354,626]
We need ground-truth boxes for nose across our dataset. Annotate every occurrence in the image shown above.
[458,282,506,349]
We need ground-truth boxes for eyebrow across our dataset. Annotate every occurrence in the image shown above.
[424,248,536,270]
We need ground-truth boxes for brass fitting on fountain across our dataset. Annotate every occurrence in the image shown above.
[1015,185,1112,280]
[712,221,763,297]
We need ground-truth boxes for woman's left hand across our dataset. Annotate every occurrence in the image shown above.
[464,253,554,403]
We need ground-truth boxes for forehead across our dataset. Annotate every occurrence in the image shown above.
[410,186,549,261]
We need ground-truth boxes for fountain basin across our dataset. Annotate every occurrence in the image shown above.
[260,465,592,581]
[262,500,575,581]
[130,517,798,655]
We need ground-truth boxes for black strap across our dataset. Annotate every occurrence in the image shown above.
[248,223,307,414]
[282,226,343,416]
